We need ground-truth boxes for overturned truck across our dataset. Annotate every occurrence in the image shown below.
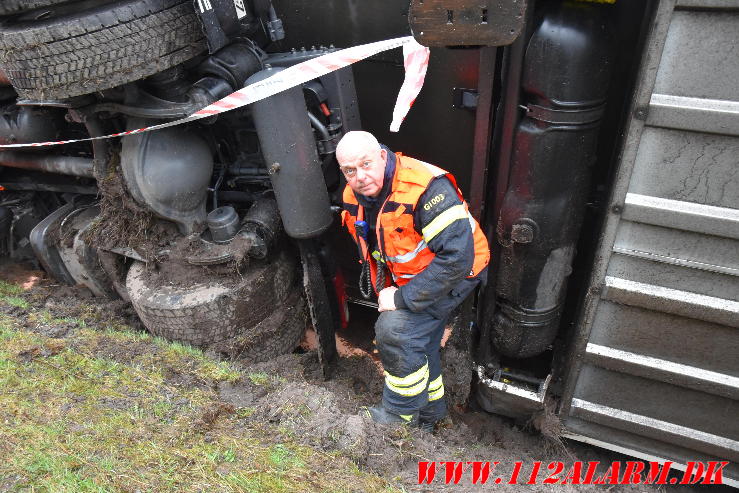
[0,0,736,485]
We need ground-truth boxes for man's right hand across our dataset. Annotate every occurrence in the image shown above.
[377,286,398,312]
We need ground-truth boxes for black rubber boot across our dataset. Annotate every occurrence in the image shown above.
[362,404,418,427]
[419,420,435,433]
[418,402,447,432]
[418,413,447,432]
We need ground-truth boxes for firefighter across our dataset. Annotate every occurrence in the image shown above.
[338,131,489,430]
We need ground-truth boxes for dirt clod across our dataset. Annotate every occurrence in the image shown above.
[85,155,179,261]
[196,402,236,430]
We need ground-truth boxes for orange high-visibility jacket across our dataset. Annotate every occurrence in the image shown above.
[341,153,489,293]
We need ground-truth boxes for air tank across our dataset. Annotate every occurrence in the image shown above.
[246,67,332,239]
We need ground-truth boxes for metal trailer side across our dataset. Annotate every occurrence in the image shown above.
[559,0,739,486]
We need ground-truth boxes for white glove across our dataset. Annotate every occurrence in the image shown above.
[377,286,398,312]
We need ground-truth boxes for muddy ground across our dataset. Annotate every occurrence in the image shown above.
[0,263,730,492]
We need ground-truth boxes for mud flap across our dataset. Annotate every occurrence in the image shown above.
[58,205,118,298]
[298,240,337,379]
[29,203,76,285]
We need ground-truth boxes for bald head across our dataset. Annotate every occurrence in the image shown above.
[336,131,381,163]
[336,131,387,198]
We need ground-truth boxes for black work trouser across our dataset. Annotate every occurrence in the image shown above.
[374,274,482,418]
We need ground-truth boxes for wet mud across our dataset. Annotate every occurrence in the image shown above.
[84,159,180,261]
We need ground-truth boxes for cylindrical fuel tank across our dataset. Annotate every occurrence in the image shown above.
[491,1,613,358]
[246,67,332,239]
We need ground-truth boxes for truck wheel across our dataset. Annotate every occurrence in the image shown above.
[0,0,69,16]
[215,288,307,363]
[126,249,305,359]
[0,0,206,100]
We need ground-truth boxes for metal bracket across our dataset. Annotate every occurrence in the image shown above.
[193,0,255,53]
[475,365,552,419]
[266,17,284,42]
[452,87,479,110]
[525,103,607,125]
[317,132,341,155]
[409,0,527,46]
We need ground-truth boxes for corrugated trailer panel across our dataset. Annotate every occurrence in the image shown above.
[561,0,739,485]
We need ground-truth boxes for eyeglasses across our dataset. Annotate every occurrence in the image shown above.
[340,160,373,179]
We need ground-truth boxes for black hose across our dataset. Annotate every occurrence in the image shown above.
[307,112,330,142]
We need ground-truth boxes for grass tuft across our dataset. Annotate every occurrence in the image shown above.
[3,296,29,308]
[248,372,270,386]
[0,279,23,296]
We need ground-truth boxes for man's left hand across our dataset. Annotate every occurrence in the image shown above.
[377,286,398,312]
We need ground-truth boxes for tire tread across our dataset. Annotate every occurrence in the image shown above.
[0,0,69,16]
[0,0,205,99]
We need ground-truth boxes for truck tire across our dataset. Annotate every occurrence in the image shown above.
[215,288,307,363]
[0,0,69,16]
[126,249,305,358]
[0,0,206,100]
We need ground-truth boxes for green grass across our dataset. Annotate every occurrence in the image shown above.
[0,282,398,492]
[0,279,24,296]
[248,371,271,385]
[0,280,30,308]
[3,296,29,308]
[269,444,305,470]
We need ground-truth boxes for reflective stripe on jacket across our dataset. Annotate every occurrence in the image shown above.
[341,153,489,292]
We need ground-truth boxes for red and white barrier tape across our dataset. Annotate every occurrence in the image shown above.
[0,36,429,149]
[390,38,431,132]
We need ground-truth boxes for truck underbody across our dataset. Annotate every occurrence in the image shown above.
[0,0,736,485]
